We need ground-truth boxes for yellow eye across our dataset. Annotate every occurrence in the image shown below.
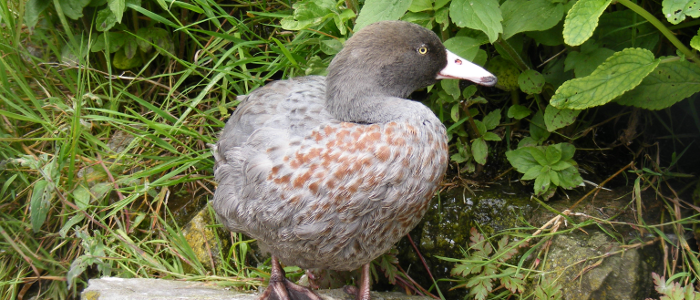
[418,46,428,55]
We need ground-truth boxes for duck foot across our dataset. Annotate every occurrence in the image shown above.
[342,263,371,300]
[259,256,323,300]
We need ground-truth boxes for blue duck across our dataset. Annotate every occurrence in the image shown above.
[212,20,497,300]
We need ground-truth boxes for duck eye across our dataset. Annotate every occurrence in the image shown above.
[417,46,428,55]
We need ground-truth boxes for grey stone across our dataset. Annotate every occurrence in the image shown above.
[81,277,432,300]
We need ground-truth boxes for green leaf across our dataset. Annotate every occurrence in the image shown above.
[59,0,91,20]
[545,144,562,164]
[544,104,581,131]
[441,79,461,100]
[530,147,548,166]
[526,21,564,46]
[466,275,493,300]
[508,105,531,120]
[123,38,138,59]
[435,6,449,26]
[616,58,700,110]
[409,0,433,12]
[551,160,573,171]
[73,184,91,210]
[506,147,539,172]
[530,110,550,144]
[472,138,488,165]
[113,48,142,69]
[92,32,126,53]
[474,119,487,135]
[663,0,700,24]
[108,0,126,23]
[135,27,152,52]
[320,39,343,55]
[450,104,460,122]
[522,165,541,180]
[25,0,51,29]
[557,166,583,189]
[463,85,477,98]
[30,180,52,232]
[691,32,700,51]
[550,48,660,110]
[280,0,335,30]
[501,0,564,40]
[483,109,501,130]
[534,169,551,195]
[354,0,412,31]
[564,43,615,77]
[482,132,501,141]
[549,169,561,186]
[556,143,576,161]
[518,69,545,94]
[401,12,433,28]
[562,0,613,46]
[95,8,117,32]
[150,28,174,54]
[449,0,503,43]
[444,36,482,62]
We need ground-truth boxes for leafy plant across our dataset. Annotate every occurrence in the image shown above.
[506,143,583,197]
[650,273,700,300]
[439,228,526,300]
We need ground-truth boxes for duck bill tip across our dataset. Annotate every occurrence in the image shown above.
[437,50,498,87]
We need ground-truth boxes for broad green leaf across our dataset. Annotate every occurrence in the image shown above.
[401,12,433,28]
[595,10,659,51]
[136,27,152,52]
[550,48,660,110]
[663,0,700,24]
[556,143,576,161]
[692,32,700,51]
[518,69,545,94]
[320,39,343,55]
[483,109,501,130]
[551,160,573,171]
[564,42,615,77]
[449,0,502,43]
[59,0,91,20]
[550,169,561,186]
[73,184,91,210]
[435,0,450,9]
[150,28,174,54]
[280,0,335,30]
[31,180,52,232]
[91,32,126,53]
[487,56,520,91]
[441,79,461,99]
[409,0,433,12]
[501,0,564,40]
[354,0,412,31]
[435,6,449,26]
[545,144,562,164]
[474,120,487,135]
[522,165,541,180]
[113,48,142,69]
[444,37,482,62]
[534,168,551,195]
[542,56,573,89]
[616,58,700,110]
[123,38,138,59]
[482,132,501,141]
[562,0,612,46]
[472,138,488,165]
[95,8,117,32]
[25,0,51,28]
[59,214,85,238]
[530,110,550,143]
[530,147,548,166]
[463,85,477,98]
[505,147,539,172]
[108,0,126,23]
[558,166,583,188]
[507,105,531,120]
[544,104,581,131]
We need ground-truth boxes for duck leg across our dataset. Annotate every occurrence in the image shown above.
[259,256,323,300]
[343,263,372,300]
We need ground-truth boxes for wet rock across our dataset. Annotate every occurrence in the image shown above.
[542,229,659,300]
[80,277,432,300]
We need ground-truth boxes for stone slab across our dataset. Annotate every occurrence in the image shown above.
[81,277,432,300]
